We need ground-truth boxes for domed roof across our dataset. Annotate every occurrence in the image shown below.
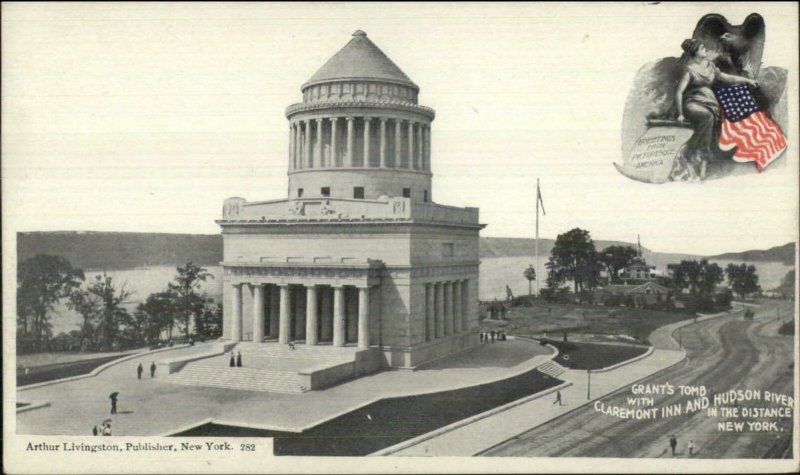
[303,30,418,90]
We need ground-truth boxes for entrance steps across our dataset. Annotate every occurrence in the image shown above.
[168,364,303,394]
[166,342,380,394]
[537,360,566,379]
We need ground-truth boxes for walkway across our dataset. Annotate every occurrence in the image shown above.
[388,347,684,456]
[16,339,551,436]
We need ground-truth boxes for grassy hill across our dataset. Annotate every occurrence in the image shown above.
[707,242,795,266]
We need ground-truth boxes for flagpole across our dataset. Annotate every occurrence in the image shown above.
[535,178,540,297]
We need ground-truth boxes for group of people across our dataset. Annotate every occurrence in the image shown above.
[229,351,243,367]
[479,330,507,343]
[669,434,696,457]
[92,420,113,436]
[136,362,157,379]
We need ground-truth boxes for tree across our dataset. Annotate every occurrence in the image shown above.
[17,255,85,352]
[667,259,724,295]
[168,262,213,339]
[523,265,536,296]
[598,245,638,282]
[546,228,602,295]
[195,303,223,338]
[67,288,102,351]
[725,263,761,300]
[136,291,179,342]
[86,274,131,350]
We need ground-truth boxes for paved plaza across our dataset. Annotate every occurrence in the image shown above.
[16,339,552,437]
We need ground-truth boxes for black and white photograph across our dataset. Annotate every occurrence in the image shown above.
[3,2,798,473]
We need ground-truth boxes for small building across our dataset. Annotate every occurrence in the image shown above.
[620,262,656,281]
[598,281,670,307]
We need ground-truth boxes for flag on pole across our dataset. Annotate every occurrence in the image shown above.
[537,183,546,216]
[713,84,787,172]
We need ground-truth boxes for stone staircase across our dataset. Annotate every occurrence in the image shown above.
[537,360,566,379]
[168,364,303,394]
[166,343,363,394]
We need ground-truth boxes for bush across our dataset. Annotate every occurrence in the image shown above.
[778,321,794,335]
[686,294,715,312]
[541,286,571,303]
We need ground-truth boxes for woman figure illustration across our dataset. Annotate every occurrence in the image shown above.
[672,38,759,180]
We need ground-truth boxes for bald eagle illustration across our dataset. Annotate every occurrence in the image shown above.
[692,13,765,78]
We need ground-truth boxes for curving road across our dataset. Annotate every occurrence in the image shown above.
[482,302,795,458]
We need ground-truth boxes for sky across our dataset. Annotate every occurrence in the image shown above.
[2,2,798,256]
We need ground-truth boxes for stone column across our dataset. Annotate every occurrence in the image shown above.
[279,285,290,344]
[288,124,294,171]
[426,283,435,341]
[357,287,370,349]
[434,282,444,338]
[330,117,338,167]
[252,284,265,342]
[346,117,355,167]
[315,118,324,168]
[395,119,403,168]
[461,280,470,330]
[407,121,415,169]
[379,118,387,168]
[231,284,242,342]
[425,125,431,171]
[333,286,345,347]
[453,280,462,333]
[363,117,371,167]
[305,285,318,345]
[444,281,453,335]
[304,120,312,169]
[416,123,423,170]
[269,286,280,337]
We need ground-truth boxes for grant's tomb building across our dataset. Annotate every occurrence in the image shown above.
[215,31,483,385]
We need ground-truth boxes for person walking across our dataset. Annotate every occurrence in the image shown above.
[229,354,236,367]
[150,361,156,378]
[669,435,677,456]
[236,351,243,367]
[137,363,143,380]
[480,332,484,343]
[687,440,695,457]
[490,331,496,343]
[109,393,118,415]
[553,390,563,406]
[92,425,99,436]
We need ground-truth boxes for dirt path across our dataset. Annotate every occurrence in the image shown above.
[483,302,794,458]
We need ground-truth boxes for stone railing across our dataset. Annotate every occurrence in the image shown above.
[220,197,480,227]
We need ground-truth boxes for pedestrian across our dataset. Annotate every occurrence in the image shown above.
[150,361,156,378]
[236,351,243,367]
[137,363,143,380]
[687,440,695,457]
[102,422,112,436]
[669,435,677,456]
[92,425,99,436]
[491,331,496,343]
[229,354,235,367]
[109,393,118,414]
[553,390,562,406]
[563,331,568,342]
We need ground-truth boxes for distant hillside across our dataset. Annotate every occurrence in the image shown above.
[17,232,794,271]
[707,242,795,266]
[17,232,223,270]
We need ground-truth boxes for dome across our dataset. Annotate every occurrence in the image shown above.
[303,30,418,90]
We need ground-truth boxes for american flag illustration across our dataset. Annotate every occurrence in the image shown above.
[713,84,787,172]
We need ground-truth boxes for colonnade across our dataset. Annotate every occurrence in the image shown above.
[229,283,371,349]
[289,116,431,171]
[424,280,470,342]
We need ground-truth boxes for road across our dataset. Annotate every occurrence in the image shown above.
[482,302,795,458]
